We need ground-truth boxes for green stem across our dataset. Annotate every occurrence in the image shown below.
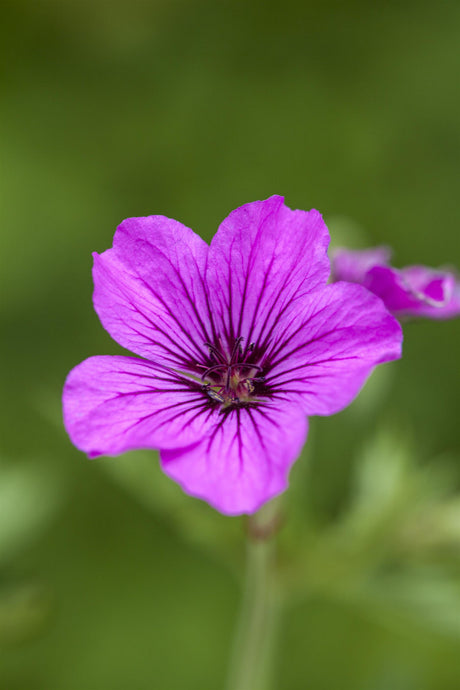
[226,505,281,690]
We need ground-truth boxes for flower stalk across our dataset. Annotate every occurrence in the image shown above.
[226,503,281,690]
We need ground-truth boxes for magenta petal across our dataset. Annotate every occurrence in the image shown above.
[207,196,330,346]
[160,399,308,515]
[403,266,455,305]
[93,215,214,366]
[63,356,214,458]
[332,246,392,283]
[266,282,403,416]
[366,265,460,319]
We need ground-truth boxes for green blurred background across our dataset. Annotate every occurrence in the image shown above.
[2,1,460,688]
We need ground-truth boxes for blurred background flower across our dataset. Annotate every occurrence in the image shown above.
[331,246,460,318]
[1,0,460,688]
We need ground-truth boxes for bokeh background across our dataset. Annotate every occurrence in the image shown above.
[2,1,460,688]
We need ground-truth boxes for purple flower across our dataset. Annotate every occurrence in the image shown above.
[63,196,402,515]
[332,247,460,320]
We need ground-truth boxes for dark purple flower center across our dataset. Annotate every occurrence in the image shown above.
[197,336,267,409]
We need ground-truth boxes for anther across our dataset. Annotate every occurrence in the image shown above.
[207,389,225,403]
[245,380,255,394]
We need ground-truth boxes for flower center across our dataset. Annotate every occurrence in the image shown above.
[198,336,265,409]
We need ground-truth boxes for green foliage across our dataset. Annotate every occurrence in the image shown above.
[283,430,460,640]
[98,428,460,644]
[0,457,61,566]
[0,456,61,644]
[100,451,245,571]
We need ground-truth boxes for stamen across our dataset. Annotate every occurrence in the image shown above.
[201,361,263,381]
[199,336,265,407]
[200,363,228,380]
[240,341,254,362]
[204,341,227,365]
[230,336,244,364]
[236,363,263,373]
